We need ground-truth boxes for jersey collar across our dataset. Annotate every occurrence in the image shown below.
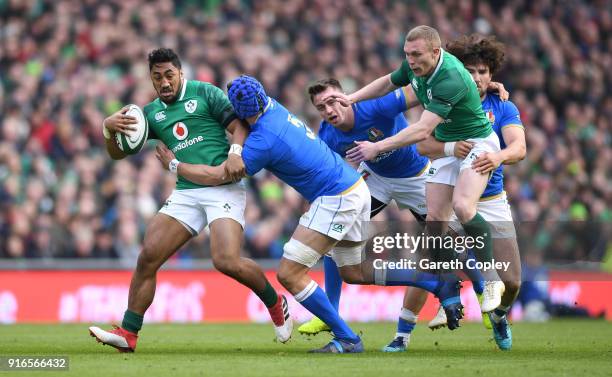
[178,78,187,101]
[252,97,272,125]
[426,48,444,85]
[159,78,187,108]
[262,96,272,113]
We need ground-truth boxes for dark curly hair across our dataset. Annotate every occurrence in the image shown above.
[446,34,505,75]
[307,78,343,103]
[147,48,182,71]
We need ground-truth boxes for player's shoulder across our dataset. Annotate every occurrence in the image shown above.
[489,94,520,113]
[190,80,216,89]
[432,67,468,93]
[143,99,162,117]
[189,80,225,98]
[502,98,520,114]
[487,94,523,126]
[356,96,378,114]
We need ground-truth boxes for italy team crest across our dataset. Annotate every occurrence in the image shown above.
[367,128,384,141]
[486,110,495,124]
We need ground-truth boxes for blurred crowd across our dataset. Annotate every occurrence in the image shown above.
[0,0,610,266]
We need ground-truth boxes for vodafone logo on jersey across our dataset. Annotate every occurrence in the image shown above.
[173,122,189,140]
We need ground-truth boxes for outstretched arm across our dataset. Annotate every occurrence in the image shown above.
[417,136,475,160]
[155,143,231,186]
[349,74,399,103]
[345,110,442,163]
[322,74,399,107]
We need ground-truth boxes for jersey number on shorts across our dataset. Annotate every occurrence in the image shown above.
[287,114,316,140]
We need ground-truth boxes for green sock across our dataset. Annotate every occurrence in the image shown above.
[122,310,144,333]
[462,212,493,262]
[257,280,279,308]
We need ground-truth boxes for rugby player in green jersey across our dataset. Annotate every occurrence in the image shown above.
[326,26,506,313]
[89,49,292,352]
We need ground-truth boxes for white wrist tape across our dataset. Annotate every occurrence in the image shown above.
[229,144,243,156]
[168,159,180,173]
[102,120,111,140]
[444,142,456,157]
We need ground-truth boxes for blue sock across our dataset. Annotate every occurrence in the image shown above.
[296,281,358,342]
[464,250,484,294]
[380,268,440,292]
[397,318,415,336]
[323,256,342,311]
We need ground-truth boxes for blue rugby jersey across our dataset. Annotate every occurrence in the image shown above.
[242,98,361,202]
[318,88,429,178]
[480,94,524,199]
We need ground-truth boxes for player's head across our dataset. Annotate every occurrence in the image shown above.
[148,48,183,104]
[404,25,442,77]
[446,34,505,97]
[227,75,268,122]
[308,78,349,127]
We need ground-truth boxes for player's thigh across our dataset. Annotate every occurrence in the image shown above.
[201,182,247,229]
[141,213,193,267]
[290,224,338,255]
[209,217,244,260]
[201,182,247,257]
[390,171,428,216]
[452,167,489,217]
[298,179,371,245]
[159,189,209,234]
[425,182,454,221]
[453,133,501,216]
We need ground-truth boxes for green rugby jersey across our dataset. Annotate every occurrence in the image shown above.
[144,80,237,189]
[390,50,492,142]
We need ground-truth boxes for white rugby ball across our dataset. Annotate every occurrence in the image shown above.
[116,104,149,155]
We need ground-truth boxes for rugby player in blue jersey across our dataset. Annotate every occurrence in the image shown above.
[155,75,464,353]
[395,34,525,351]
[297,78,477,350]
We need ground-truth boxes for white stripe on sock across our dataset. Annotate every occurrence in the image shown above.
[294,280,318,302]
[399,308,418,323]
[396,333,412,341]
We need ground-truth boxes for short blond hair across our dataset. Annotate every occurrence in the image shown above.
[406,25,441,50]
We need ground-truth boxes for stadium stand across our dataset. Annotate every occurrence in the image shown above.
[0,0,609,267]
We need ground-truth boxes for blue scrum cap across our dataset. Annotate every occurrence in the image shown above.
[227,75,267,119]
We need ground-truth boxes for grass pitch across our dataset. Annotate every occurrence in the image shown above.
[0,320,610,377]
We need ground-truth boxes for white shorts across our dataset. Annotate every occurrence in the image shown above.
[448,191,517,239]
[427,132,501,186]
[358,162,429,215]
[159,182,246,235]
[299,178,371,242]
